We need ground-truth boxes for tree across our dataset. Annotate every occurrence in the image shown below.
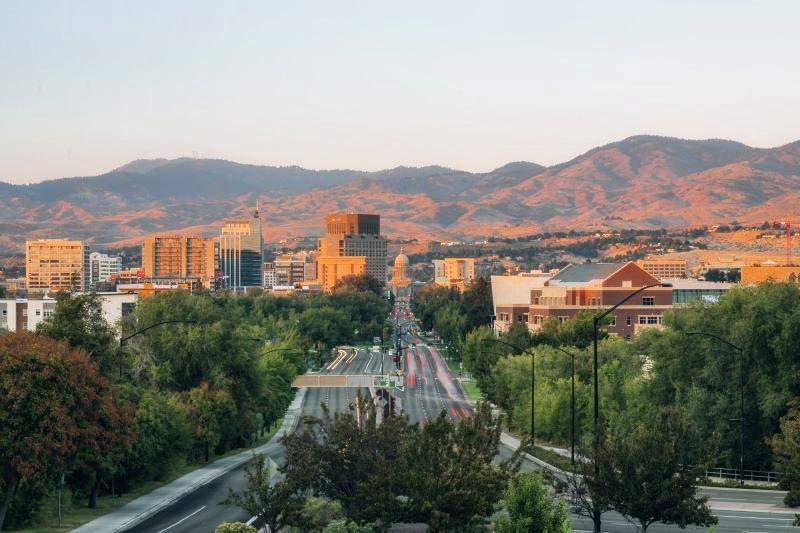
[333,273,384,297]
[0,333,122,531]
[591,409,717,533]
[222,454,303,533]
[461,325,503,396]
[36,292,120,376]
[184,382,237,462]
[402,402,521,532]
[770,398,800,506]
[298,307,352,350]
[495,472,571,533]
[122,390,193,486]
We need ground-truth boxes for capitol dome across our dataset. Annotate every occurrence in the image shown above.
[394,252,409,267]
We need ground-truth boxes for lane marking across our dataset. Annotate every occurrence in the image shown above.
[157,506,206,533]
[246,515,258,525]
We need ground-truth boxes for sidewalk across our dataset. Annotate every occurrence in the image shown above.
[73,388,307,533]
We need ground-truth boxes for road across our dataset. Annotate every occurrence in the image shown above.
[127,332,794,532]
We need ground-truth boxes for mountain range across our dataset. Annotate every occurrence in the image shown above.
[1,135,799,252]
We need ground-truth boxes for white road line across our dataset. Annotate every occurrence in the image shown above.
[365,350,375,372]
[157,506,206,533]
[246,515,258,525]
[716,514,795,521]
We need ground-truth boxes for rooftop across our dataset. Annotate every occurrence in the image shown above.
[549,263,623,284]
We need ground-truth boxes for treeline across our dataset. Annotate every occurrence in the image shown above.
[0,280,390,531]
[423,282,800,506]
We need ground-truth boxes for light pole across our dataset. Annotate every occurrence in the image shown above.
[548,344,578,465]
[482,337,536,445]
[592,283,672,430]
[686,331,745,484]
[591,282,672,479]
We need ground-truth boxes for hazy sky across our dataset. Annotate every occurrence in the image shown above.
[1,1,798,184]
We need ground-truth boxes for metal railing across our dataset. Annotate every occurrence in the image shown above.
[701,466,783,484]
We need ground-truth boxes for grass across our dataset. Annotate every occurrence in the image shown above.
[526,445,575,472]
[15,417,284,533]
[461,381,483,403]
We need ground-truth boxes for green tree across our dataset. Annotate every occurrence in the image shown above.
[184,382,237,462]
[222,454,303,533]
[298,307,352,350]
[461,325,502,396]
[495,472,571,533]
[592,409,717,533]
[641,282,800,470]
[122,391,193,486]
[333,273,384,297]
[0,333,122,531]
[770,398,800,506]
[402,402,521,532]
[36,292,121,376]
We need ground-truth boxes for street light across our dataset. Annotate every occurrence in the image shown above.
[119,319,198,346]
[591,282,672,476]
[548,344,578,465]
[482,337,537,445]
[686,330,745,484]
[592,282,672,430]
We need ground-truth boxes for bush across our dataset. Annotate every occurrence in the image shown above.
[215,522,257,533]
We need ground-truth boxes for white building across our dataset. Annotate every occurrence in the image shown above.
[0,293,138,333]
[90,252,122,286]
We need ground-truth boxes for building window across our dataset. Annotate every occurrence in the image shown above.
[609,316,616,326]
[638,316,661,325]
[35,309,41,316]
[642,296,654,306]
[558,316,568,324]
[626,316,631,326]
[625,334,631,341]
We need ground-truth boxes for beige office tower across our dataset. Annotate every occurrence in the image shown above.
[317,213,387,288]
[26,239,90,292]
[141,236,216,288]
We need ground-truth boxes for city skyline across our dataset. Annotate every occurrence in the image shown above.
[2,1,799,183]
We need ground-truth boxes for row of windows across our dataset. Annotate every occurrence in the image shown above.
[499,312,663,327]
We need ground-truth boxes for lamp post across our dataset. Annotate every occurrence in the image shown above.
[592,283,672,430]
[482,337,536,445]
[549,344,578,465]
[591,282,672,478]
[119,319,198,347]
[686,331,745,484]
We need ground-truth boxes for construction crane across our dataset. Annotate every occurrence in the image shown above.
[773,220,797,265]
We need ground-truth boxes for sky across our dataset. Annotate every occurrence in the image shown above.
[1,1,799,184]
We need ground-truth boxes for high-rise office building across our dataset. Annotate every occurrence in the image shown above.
[141,236,216,288]
[89,252,122,286]
[317,213,387,286]
[220,206,264,290]
[26,239,90,292]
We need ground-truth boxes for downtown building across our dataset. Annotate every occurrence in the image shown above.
[316,213,387,291]
[433,257,475,292]
[89,252,122,287]
[26,239,90,293]
[263,251,317,289]
[141,235,216,289]
[220,207,264,291]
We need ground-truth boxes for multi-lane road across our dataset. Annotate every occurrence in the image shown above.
[126,316,794,533]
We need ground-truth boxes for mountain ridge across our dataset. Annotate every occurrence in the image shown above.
[1,135,798,252]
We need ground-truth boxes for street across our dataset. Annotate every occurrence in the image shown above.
[125,322,795,533]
